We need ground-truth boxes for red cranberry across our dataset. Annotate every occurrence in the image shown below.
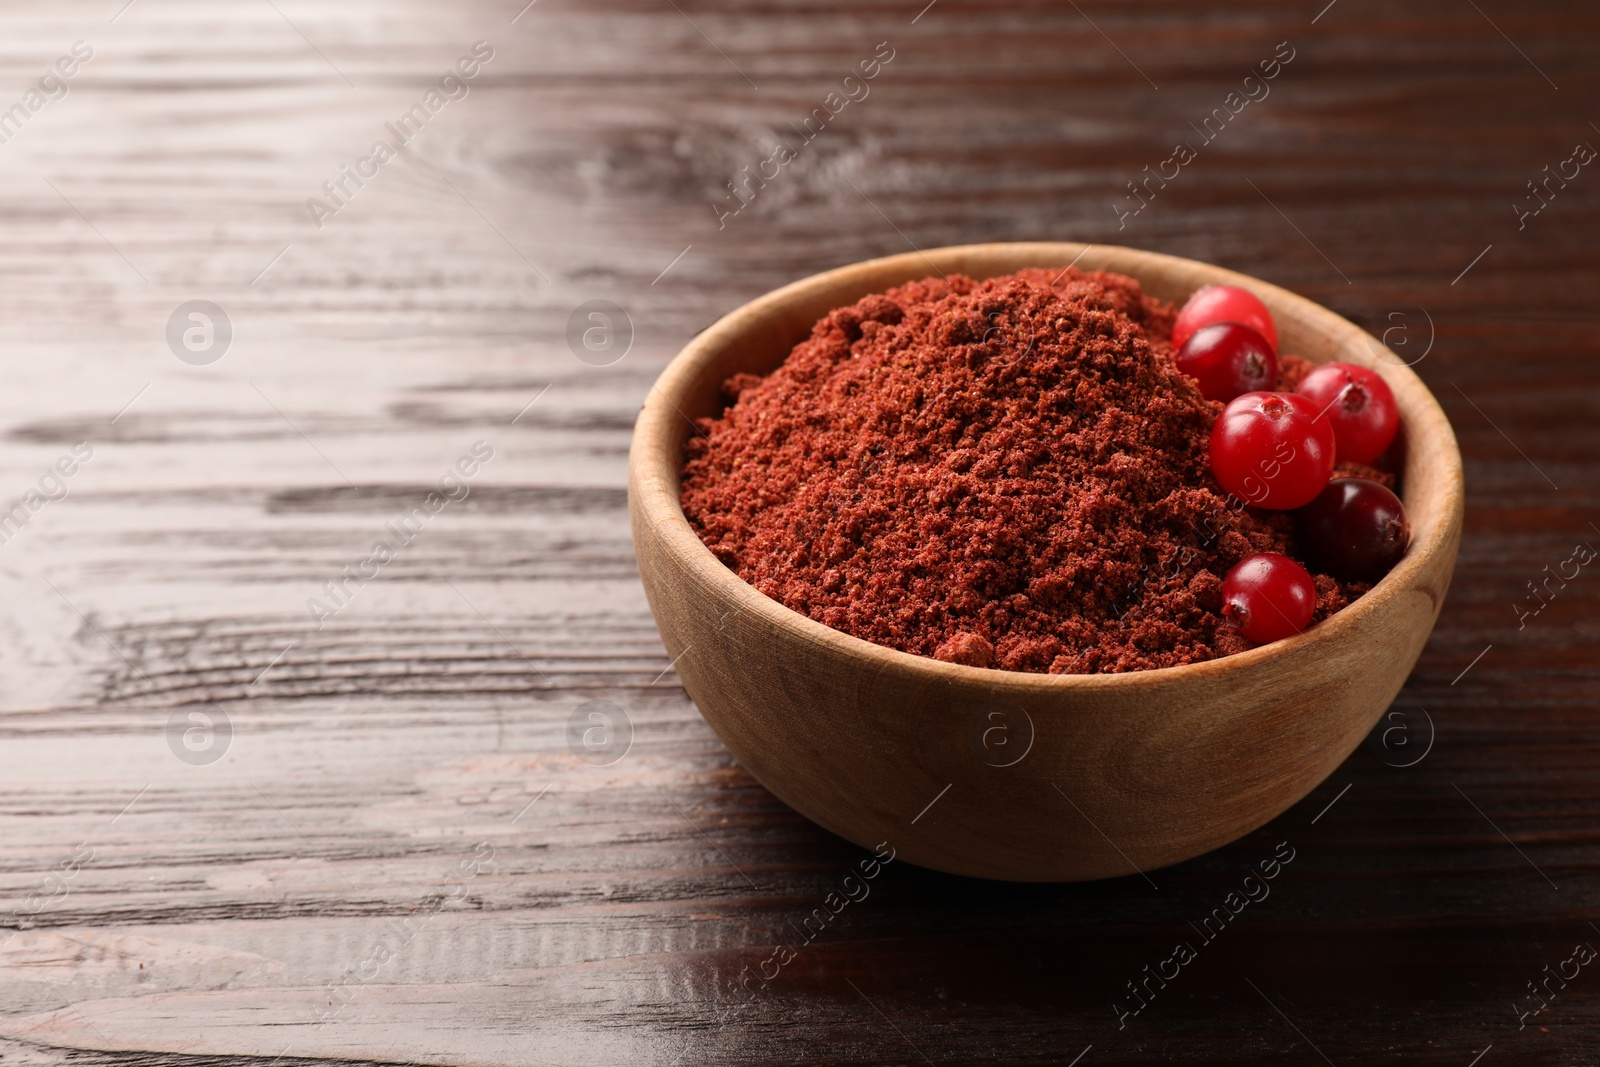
[1222,553,1317,644]
[1175,321,1278,402]
[1295,477,1410,582]
[1209,392,1336,510]
[1295,362,1399,465]
[1172,285,1279,353]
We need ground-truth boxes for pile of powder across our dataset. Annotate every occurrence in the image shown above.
[679,268,1372,674]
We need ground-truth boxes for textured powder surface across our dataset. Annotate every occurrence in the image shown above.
[680,268,1373,674]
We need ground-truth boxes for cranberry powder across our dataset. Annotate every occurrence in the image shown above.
[680,268,1374,674]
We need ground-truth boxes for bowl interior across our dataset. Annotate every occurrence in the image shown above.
[637,241,1462,689]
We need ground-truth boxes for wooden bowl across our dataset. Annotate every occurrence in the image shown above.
[628,242,1463,882]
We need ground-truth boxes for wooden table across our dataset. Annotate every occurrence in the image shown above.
[0,0,1595,1063]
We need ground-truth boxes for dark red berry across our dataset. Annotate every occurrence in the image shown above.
[1222,553,1317,644]
[1175,321,1278,402]
[1295,477,1410,583]
[1295,362,1399,465]
[1172,285,1279,353]
[1209,392,1336,510]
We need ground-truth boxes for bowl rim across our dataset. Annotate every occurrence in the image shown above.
[629,241,1464,692]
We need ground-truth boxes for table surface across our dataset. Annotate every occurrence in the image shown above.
[0,1,1596,1064]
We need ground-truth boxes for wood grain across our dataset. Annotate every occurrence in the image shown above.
[0,0,1596,1063]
